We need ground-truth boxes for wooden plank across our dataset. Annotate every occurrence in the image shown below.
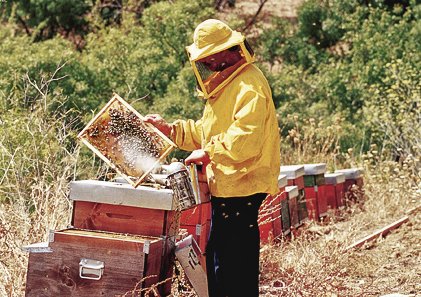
[346,216,409,251]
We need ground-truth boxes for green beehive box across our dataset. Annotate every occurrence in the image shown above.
[304,174,325,187]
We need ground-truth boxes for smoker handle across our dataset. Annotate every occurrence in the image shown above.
[79,258,104,280]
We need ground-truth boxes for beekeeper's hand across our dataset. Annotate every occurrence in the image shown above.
[144,114,172,137]
[185,149,210,168]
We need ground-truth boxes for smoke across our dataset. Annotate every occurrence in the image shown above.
[119,134,160,175]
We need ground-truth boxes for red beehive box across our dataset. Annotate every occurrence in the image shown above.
[259,174,287,242]
[24,229,164,297]
[276,174,288,237]
[279,191,290,236]
[180,202,211,226]
[280,165,307,225]
[180,202,211,253]
[69,180,178,236]
[324,172,346,210]
[335,168,364,191]
[304,188,317,221]
[285,186,300,229]
[281,165,305,190]
[297,188,308,224]
[304,163,327,219]
[68,180,178,295]
[258,194,278,243]
[304,163,327,220]
[180,223,210,254]
[335,168,364,204]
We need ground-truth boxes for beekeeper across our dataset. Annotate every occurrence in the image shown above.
[145,19,280,297]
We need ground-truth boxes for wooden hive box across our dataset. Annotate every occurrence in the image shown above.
[258,194,278,243]
[304,163,328,219]
[324,173,346,210]
[68,179,179,295]
[285,186,300,229]
[281,165,308,227]
[179,202,211,253]
[24,229,164,297]
[180,202,211,227]
[281,165,305,190]
[258,174,288,242]
[69,180,178,237]
[335,168,364,193]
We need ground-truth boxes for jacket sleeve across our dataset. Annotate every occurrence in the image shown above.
[203,88,267,165]
[171,118,203,152]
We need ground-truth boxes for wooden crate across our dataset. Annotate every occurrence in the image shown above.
[25,229,164,297]
[77,93,177,187]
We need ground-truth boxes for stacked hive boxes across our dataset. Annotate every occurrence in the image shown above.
[280,165,308,226]
[24,180,178,296]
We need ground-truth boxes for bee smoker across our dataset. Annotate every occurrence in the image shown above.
[167,163,201,211]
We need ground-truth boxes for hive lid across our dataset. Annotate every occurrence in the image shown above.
[277,174,288,189]
[335,168,364,179]
[69,180,175,210]
[78,94,177,188]
[285,185,299,198]
[280,165,305,179]
[324,172,346,185]
[303,163,327,175]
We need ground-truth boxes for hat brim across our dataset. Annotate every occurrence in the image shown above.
[186,31,245,62]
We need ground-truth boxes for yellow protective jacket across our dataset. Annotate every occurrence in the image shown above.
[171,64,280,197]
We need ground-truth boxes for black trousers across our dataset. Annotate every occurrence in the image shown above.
[205,193,266,297]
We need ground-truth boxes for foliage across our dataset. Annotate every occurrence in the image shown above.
[363,60,421,160]
[256,0,420,154]
[1,0,92,41]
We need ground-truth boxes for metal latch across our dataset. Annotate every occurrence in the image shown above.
[195,224,202,236]
[79,258,104,280]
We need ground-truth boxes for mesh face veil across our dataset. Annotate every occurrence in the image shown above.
[185,19,255,99]
[187,40,255,99]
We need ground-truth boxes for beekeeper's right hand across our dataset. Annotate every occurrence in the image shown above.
[144,114,172,137]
